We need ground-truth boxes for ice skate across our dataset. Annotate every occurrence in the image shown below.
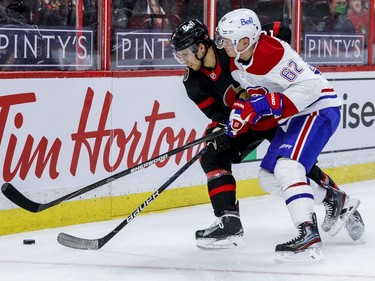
[344,210,366,244]
[275,213,324,262]
[196,210,244,250]
[321,186,360,236]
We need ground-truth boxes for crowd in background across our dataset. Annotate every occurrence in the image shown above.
[0,0,372,37]
[303,0,372,39]
[0,0,96,26]
[0,0,374,70]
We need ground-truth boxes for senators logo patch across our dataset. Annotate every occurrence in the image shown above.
[183,68,190,81]
[210,73,217,80]
[223,84,243,106]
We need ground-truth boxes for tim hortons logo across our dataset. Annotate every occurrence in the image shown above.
[0,87,201,181]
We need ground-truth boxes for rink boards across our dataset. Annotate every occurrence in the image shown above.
[0,72,374,235]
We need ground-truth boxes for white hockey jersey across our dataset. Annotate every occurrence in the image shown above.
[230,34,342,126]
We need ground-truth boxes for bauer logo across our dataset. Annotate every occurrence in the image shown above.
[241,17,254,26]
[280,144,292,150]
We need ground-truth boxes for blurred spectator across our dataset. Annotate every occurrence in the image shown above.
[144,0,170,30]
[133,0,176,16]
[303,0,331,32]
[304,0,356,33]
[326,0,356,32]
[83,0,96,27]
[25,0,96,27]
[112,0,136,29]
[129,0,179,30]
[2,0,31,24]
[347,0,369,41]
[254,0,286,24]
[30,0,71,26]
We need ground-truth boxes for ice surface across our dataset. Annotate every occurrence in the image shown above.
[0,180,374,281]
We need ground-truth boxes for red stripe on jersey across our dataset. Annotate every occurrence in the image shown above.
[200,60,222,81]
[197,97,216,109]
[209,184,236,198]
[200,48,222,81]
[273,21,281,37]
[285,182,308,190]
[321,88,334,93]
[292,112,318,160]
[250,35,284,75]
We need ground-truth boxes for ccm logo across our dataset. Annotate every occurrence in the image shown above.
[270,93,277,106]
[233,102,245,109]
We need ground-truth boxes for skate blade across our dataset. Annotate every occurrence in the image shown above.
[346,224,366,244]
[196,236,245,250]
[351,232,367,244]
[329,198,360,237]
[275,247,324,263]
[355,232,366,244]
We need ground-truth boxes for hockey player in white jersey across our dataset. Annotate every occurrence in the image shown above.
[216,8,365,261]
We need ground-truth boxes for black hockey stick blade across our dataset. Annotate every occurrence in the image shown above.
[1,183,46,212]
[1,129,224,213]
[57,146,208,250]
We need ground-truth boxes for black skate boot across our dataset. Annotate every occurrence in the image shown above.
[322,186,360,236]
[195,210,244,250]
[345,210,366,243]
[275,213,323,262]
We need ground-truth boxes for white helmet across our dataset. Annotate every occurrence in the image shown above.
[216,9,261,54]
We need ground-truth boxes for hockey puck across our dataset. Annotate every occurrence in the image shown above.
[23,239,35,245]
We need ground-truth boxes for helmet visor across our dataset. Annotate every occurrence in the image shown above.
[173,47,197,64]
[215,28,235,49]
[214,29,224,49]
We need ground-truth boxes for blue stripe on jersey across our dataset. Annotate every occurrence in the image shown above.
[307,94,338,108]
[285,193,314,205]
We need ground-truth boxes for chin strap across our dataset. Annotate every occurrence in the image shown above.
[234,41,254,63]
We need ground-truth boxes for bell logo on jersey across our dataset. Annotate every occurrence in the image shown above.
[182,21,195,32]
[241,17,254,26]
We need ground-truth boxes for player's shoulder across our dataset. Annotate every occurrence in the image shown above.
[182,67,201,83]
[251,35,285,75]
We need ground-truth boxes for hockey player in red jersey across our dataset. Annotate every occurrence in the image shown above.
[216,8,365,261]
[171,18,364,253]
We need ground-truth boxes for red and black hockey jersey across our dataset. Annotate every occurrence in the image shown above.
[182,21,291,126]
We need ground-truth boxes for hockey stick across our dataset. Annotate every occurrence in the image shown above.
[57,146,208,250]
[1,129,224,213]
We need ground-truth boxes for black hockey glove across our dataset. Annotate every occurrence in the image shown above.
[205,122,231,154]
